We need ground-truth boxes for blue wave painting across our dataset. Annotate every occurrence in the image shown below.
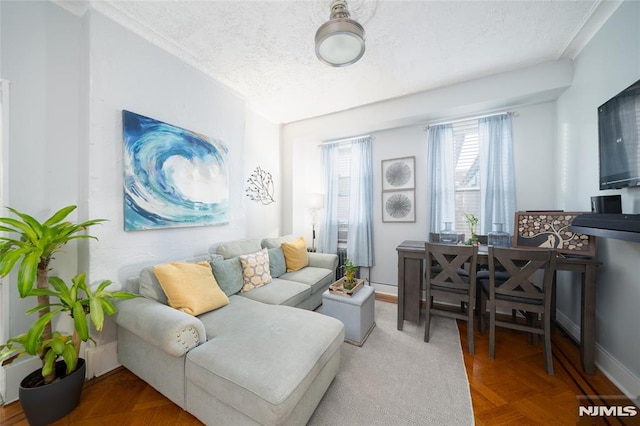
[122,110,229,231]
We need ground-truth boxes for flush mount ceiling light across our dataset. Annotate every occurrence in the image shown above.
[315,0,366,67]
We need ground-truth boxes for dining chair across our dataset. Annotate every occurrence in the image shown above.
[427,234,472,315]
[424,242,478,354]
[478,246,557,374]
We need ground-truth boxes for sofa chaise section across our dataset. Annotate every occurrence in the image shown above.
[185,296,343,425]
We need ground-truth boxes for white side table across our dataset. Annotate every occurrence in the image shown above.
[322,285,375,346]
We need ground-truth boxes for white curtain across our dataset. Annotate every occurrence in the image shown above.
[317,143,339,254]
[479,114,516,234]
[427,124,456,233]
[347,137,374,267]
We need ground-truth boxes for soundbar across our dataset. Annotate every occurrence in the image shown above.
[571,213,640,243]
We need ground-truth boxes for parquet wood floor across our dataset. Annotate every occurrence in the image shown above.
[459,321,639,425]
[1,303,637,425]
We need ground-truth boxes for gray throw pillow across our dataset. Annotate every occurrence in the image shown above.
[261,235,295,249]
[211,257,244,296]
[139,266,169,305]
[268,247,286,278]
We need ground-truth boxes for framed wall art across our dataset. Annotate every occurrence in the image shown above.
[122,110,229,231]
[381,156,415,191]
[382,190,416,223]
[513,211,596,256]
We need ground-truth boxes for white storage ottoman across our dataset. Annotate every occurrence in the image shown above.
[322,285,375,346]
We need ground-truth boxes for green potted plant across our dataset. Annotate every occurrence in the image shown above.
[0,205,136,425]
[341,259,359,290]
[463,212,479,245]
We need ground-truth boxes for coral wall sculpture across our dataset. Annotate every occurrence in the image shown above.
[246,166,275,205]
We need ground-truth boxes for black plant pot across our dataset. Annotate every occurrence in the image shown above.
[19,358,86,426]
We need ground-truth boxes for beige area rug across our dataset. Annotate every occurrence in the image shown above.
[308,300,474,426]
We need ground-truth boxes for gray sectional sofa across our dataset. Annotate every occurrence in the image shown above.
[114,236,344,425]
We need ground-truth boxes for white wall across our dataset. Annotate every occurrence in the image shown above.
[87,9,247,285]
[0,1,281,398]
[86,9,284,350]
[0,0,84,402]
[244,109,282,239]
[556,0,640,400]
[1,0,82,329]
[283,65,563,290]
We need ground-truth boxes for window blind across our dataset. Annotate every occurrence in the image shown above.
[337,145,351,247]
[453,119,480,237]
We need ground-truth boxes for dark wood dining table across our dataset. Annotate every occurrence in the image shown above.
[396,240,602,375]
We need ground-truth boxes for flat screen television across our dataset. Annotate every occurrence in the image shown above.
[598,78,640,190]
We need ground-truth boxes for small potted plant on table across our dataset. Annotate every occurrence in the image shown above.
[340,259,360,291]
[463,213,479,245]
[0,205,136,425]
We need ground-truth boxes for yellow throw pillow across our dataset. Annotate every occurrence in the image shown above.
[281,237,309,272]
[153,261,229,316]
[239,248,273,292]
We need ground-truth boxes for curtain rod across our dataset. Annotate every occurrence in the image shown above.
[318,134,372,147]
[425,111,516,129]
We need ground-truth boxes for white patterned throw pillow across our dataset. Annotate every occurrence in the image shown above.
[239,248,273,292]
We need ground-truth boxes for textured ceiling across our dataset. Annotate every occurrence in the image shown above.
[72,0,619,123]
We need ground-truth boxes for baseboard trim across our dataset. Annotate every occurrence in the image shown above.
[85,341,120,379]
[370,282,397,296]
[554,310,581,342]
[374,292,397,304]
[554,310,639,406]
[2,356,41,405]
[594,342,640,407]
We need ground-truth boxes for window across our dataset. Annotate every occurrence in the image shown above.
[318,136,374,267]
[337,145,351,248]
[453,119,480,237]
[428,112,515,238]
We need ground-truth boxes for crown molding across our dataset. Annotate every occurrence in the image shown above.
[559,0,624,59]
[49,0,90,17]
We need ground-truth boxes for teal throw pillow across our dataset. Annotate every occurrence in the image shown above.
[268,247,286,278]
[211,257,244,296]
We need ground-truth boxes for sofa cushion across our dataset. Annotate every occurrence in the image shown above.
[267,247,286,278]
[153,261,229,316]
[281,237,309,272]
[261,235,295,249]
[211,257,244,296]
[139,266,169,305]
[281,267,335,294]
[238,278,311,307]
[239,248,273,292]
[189,296,344,425]
[216,239,262,259]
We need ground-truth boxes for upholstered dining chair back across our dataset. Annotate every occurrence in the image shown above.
[424,242,478,354]
[479,246,557,374]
